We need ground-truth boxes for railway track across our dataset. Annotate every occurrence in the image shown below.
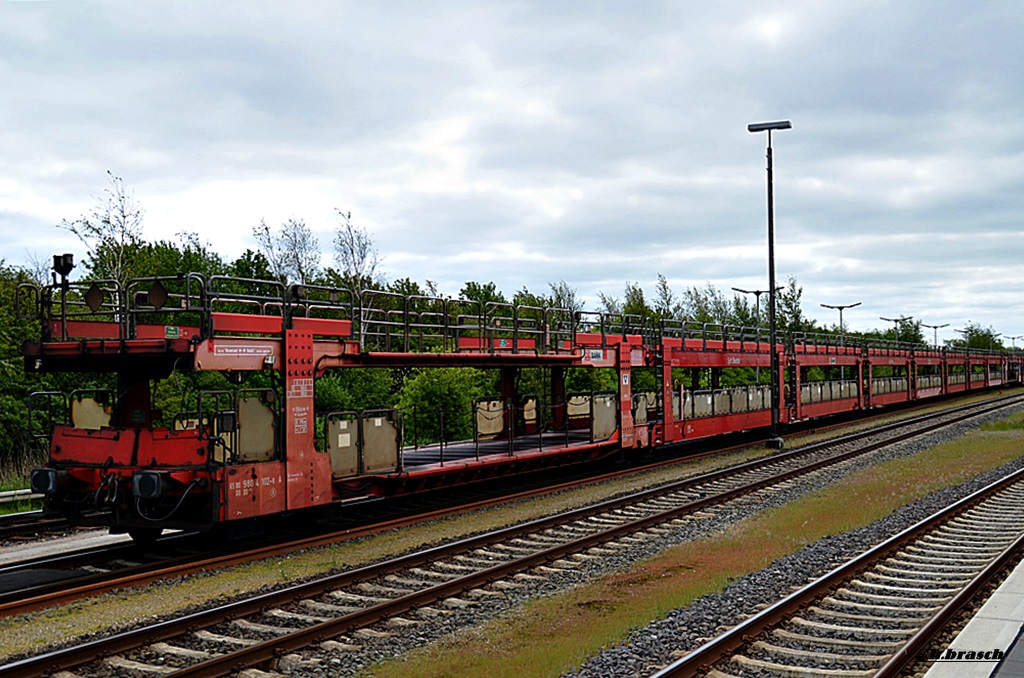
[3,394,1020,677]
[652,466,1024,677]
[0,398,920,548]
[0,393,1018,622]
[0,392,953,553]
[0,510,68,541]
[0,394,1007,623]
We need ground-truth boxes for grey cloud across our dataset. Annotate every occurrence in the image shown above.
[1,0,1022,339]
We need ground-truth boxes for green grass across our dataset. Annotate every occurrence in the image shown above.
[0,478,39,515]
[981,411,1024,431]
[0,498,41,516]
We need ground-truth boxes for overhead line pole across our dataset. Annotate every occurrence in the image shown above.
[820,301,861,339]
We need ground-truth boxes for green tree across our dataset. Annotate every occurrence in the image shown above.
[0,262,58,475]
[229,249,274,280]
[948,322,1002,350]
[150,369,232,428]
[899,319,925,345]
[776,276,817,334]
[510,287,548,332]
[387,277,426,298]
[398,367,489,445]
[654,274,682,320]
[682,283,732,324]
[597,280,654,319]
[512,286,547,309]
[118,234,225,280]
[729,295,758,328]
[597,291,621,315]
[548,280,583,313]
[172,232,226,276]
[622,281,654,319]
[460,281,507,307]
[565,367,617,393]
[316,369,394,413]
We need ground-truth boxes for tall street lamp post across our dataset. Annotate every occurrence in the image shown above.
[748,119,791,449]
[732,287,770,326]
[1011,336,1023,382]
[880,315,912,343]
[820,301,860,380]
[820,302,861,340]
[920,322,949,348]
[733,286,773,384]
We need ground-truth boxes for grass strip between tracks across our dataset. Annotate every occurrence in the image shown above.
[366,411,1024,678]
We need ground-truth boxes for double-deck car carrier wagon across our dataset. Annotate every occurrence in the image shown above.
[23,257,1023,539]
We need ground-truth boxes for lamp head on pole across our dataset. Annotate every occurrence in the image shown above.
[748,120,792,133]
[820,302,862,312]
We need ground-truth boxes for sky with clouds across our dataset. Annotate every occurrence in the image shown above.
[2,1,1022,343]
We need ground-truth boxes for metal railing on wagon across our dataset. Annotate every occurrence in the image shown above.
[18,277,125,341]
[356,290,577,355]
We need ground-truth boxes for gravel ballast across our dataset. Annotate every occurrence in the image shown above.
[569,406,1024,678]
[6,402,1022,677]
[285,403,1024,677]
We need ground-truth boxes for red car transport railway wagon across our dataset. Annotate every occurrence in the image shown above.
[22,267,1024,540]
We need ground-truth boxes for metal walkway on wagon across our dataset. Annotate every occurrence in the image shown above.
[401,429,597,468]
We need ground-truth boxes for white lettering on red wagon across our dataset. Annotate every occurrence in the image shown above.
[291,404,310,435]
[288,378,313,398]
[214,345,273,356]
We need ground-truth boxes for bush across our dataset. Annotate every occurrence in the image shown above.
[398,368,489,445]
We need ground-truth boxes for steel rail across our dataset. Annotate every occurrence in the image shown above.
[0,512,67,541]
[0,490,40,505]
[6,395,1012,619]
[14,392,1019,619]
[649,466,1024,677]
[873,531,1024,676]
[161,398,1024,677]
[3,396,1017,678]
